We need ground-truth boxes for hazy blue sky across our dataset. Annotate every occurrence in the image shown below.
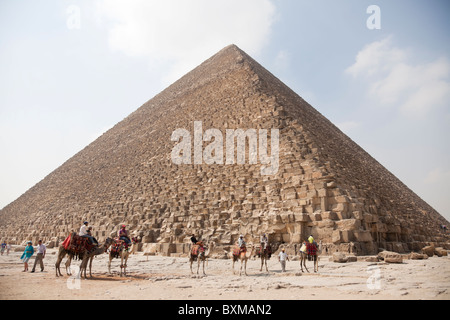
[1,0,449,221]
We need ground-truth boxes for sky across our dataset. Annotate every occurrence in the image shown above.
[1,0,449,221]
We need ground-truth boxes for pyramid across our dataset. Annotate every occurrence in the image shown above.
[1,45,448,255]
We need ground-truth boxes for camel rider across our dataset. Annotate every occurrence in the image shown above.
[190,234,199,245]
[87,226,99,245]
[80,221,98,245]
[238,235,246,248]
[118,225,132,245]
[260,233,268,250]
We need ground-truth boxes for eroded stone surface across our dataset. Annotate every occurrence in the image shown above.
[0,45,449,255]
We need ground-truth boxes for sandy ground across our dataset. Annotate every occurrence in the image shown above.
[0,247,449,301]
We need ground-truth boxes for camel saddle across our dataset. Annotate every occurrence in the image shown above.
[233,245,246,257]
[259,244,272,258]
[62,233,96,260]
[110,238,130,258]
[191,244,205,257]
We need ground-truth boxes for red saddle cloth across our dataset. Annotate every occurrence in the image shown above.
[233,246,246,257]
[191,244,205,256]
[62,234,72,250]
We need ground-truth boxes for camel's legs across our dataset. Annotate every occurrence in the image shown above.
[302,254,310,273]
[244,259,248,276]
[55,255,65,277]
[65,255,73,275]
[201,259,206,275]
[122,253,128,277]
[197,258,200,275]
[232,258,236,275]
[239,259,243,276]
[260,256,268,272]
[108,256,113,274]
[89,257,94,278]
[120,255,124,277]
[79,259,87,279]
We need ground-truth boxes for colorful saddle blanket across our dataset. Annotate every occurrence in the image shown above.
[233,246,247,257]
[110,238,130,259]
[258,245,272,259]
[62,233,95,260]
[191,244,205,256]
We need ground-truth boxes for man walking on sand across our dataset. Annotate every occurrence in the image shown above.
[31,240,46,273]
[278,248,289,272]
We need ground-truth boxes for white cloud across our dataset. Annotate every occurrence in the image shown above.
[346,36,406,78]
[95,0,276,84]
[346,36,450,117]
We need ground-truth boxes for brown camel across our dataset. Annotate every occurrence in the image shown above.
[230,243,255,276]
[299,241,318,273]
[55,232,92,277]
[78,238,113,279]
[189,241,215,275]
[108,238,138,277]
[259,244,272,272]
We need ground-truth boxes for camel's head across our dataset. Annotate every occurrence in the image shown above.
[104,237,113,247]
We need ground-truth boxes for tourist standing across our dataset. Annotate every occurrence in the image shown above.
[31,240,46,273]
[278,248,289,272]
[1,241,6,255]
[20,241,34,272]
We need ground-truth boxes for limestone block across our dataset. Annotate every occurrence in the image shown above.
[294,213,309,222]
[317,219,335,229]
[353,231,372,242]
[421,245,435,257]
[434,247,448,257]
[332,230,342,244]
[409,252,428,260]
[378,251,403,263]
[321,211,337,220]
[341,230,354,242]
[332,252,348,263]
[142,243,161,254]
[336,219,361,231]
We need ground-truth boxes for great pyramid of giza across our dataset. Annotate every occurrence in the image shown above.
[1,45,448,255]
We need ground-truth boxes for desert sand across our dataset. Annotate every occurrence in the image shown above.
[1,247,449,301]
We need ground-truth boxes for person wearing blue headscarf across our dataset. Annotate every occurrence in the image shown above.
[20,241,34,272]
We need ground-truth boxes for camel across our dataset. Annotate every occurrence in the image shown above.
[189,241,215,275]
[299,241,319,273]
[78,237,113,279]
[55,232,90,277]
[108,238,139,277]
[230,243,255,276]
[259,244,272,272]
